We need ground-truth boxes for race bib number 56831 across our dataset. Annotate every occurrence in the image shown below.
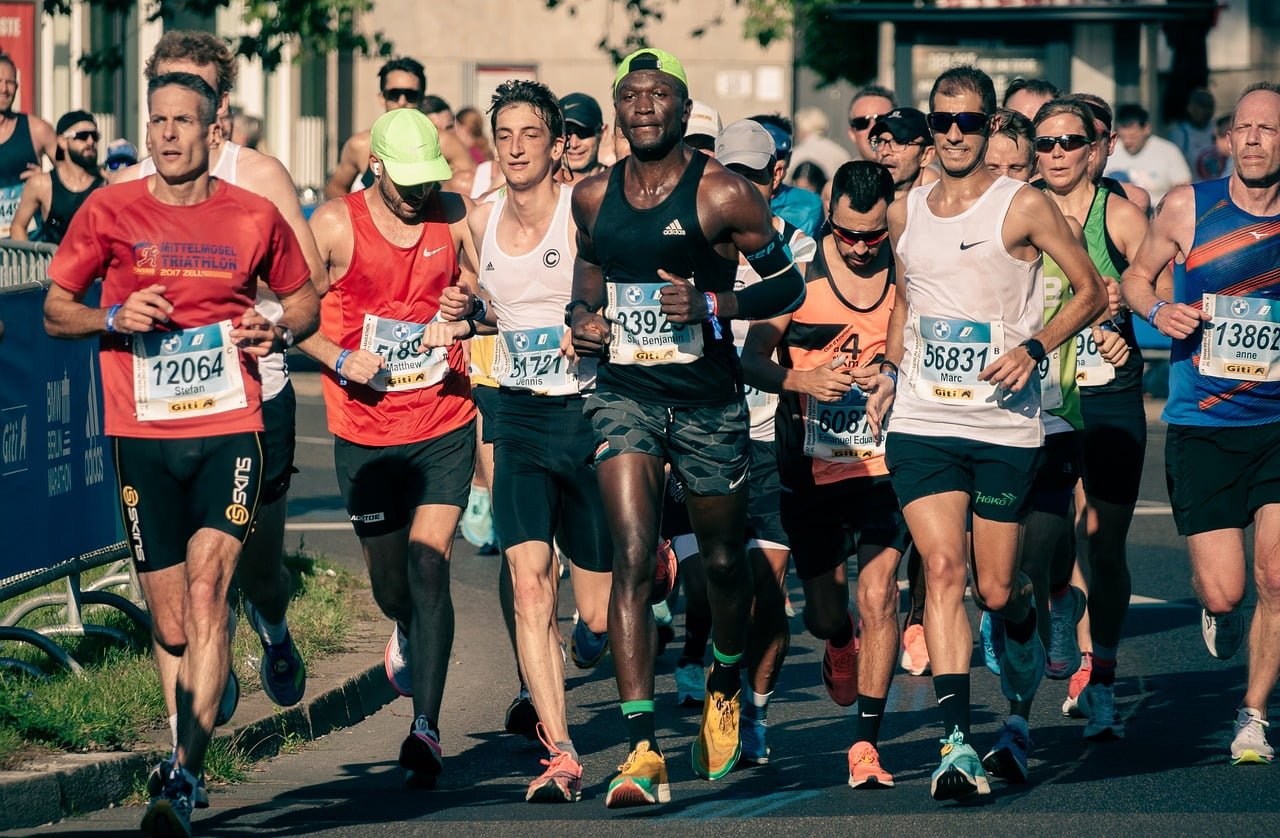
[911,315,1004,404]
[1200,293,1280,381]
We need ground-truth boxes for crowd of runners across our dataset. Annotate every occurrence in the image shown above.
[34,29,1280,837]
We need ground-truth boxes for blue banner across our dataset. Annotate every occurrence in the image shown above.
[0,284,122,581]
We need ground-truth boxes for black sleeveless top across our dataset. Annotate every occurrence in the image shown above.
[0,113,37,185]
[38,169,104,244]
[591,152,741,406]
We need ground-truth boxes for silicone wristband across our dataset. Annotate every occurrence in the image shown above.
[105,304,122,334]
[703,292,718,318]
[1146,300,1168,328]
[882,369,898,386]
[335,349,352,373]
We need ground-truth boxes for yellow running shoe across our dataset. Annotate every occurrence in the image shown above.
[692,688,741,780]
[605,741,670,808]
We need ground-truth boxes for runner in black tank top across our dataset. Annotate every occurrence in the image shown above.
[567,48,805,806]
[0,113,40,236]
[38,169,105,244]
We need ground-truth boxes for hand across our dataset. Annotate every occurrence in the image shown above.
[112,284,173,334]
[657,269,709,324]
[335,348,383,385]
[570,308,611,357]
[559,325,578,363]
[979,345,1037,392]
[232,307,276,357]
[420,320,471,348]
[439,286,474,322]
[1153,302,1211,340]
[800,357,854,402]
[865,374,897,443]
[1094,326,1130,367]
[1104,278,1123,317]
[850,363,886,391]
[19,163,40,182]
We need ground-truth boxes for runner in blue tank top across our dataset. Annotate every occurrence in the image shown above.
[1123,82,1280,766]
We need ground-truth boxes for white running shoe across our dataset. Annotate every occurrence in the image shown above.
[1231,707,1274,765]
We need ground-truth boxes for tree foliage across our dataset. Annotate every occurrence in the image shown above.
[42,0,394,73]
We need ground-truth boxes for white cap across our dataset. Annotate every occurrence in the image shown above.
[715,119,776,170]
[685,100,722,139]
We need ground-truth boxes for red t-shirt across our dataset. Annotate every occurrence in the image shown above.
[49,178,310,439]
[319,190,474,446]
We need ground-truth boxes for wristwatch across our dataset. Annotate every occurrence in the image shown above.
[564,299,595,327]
[275,325,295,350]
[1019,338,1046,362]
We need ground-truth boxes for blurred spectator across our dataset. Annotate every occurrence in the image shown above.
[102,138,138,183]
[600,121,629,167]
[684,100,721,156]
[560,92,608,180]
[752,113,824,238]
[232,111,264,150]
[423,94,456,133]
[1002,77,1060,121]
[790,160,827,196]
[847,84,895,161]
[788,106,850,183]
[1169,87,1220,180]
[10,109,104,242]
[1104,103,1191,205]
[1213,113,1234,179]
[455,106,493,165]
[0,53,57,237]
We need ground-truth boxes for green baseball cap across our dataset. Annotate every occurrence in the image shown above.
[370,108,452,186]
[613,48,688,94]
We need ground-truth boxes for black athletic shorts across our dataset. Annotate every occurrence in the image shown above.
[259,380,298,505]
[1080,388,1146,507]
[586,390,750,497]
[746,440,788,549]
[1031,430,1082,519]
[492,389,612,573]
[885,433,1042,524]
[472,383,500,445]
[334,421,475,538]
[782,475,909,580]
[114,432,264,573]
[1166,421,1280,537]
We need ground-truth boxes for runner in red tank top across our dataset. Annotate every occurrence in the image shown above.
[300,108,479,788]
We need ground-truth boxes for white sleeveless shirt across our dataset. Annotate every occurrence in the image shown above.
[478,184,595,393]
[890,176,1044,448]
[140,141,289,400]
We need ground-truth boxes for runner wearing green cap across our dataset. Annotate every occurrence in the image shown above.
[569,47,807,807]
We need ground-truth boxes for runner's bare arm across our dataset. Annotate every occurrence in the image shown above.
[8,172,50,241]
[568,179,611,356]
[742,315,856,402]
[1121,186,1207,339]
[864,202,910,438]
[440,131,476,195]
[242,150,329,295]
[44,282,173,339]
[324,132,367,199]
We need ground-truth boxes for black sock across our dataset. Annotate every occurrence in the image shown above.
[855,694,888,745]
[829,613,855,648]
[1005,606,1037,645]
[621,700,660,754]
[933,674,970,739]
[706,658,742,696]
[682,612,712,664]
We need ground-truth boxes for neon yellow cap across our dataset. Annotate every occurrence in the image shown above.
[613,48,689,94]
[370,108,452,186]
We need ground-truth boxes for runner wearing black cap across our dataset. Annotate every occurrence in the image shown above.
[871,107,939,200]
[10,110,104,243]
[560,92,608,181]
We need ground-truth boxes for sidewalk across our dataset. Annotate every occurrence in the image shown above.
[0,600,394,832]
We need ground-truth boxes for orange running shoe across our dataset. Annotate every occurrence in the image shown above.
[1062,652,1092,717]
[847,740,895,789]
[822,620,859,707]
[900,623,930,676]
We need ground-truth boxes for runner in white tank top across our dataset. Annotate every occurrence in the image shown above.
[863,66,1106,802]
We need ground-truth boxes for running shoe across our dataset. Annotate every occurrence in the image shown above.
[216,669,239,727]
[998,623,1046,704]
[784,592,797,619]
[930,728,990,801]
[982,717,1033,783]
[980,611,1005,677]
[140,763,196,838]
[504,688,539,740]
[399,715,444,789]
[245,602,306,707]
[675,661,705,707]
[526,724,584,803]
[739,703,769,765]
[1202,608,1245,660]
[1046,586,1086,680]
[1062,653,1092,718]
[654,601,675,657]
[460,488,492,548]
[570,620,610,669]
[1081,682,1125,740]
[146,758,209,810]
[605,741,670,808]
[822,621,859,707]
[847,740,895,789]
[692,687,741,780]
[900,622,930,676]
[1230,707,1274,765]
[651,538,678,604]
[385,624,412,697]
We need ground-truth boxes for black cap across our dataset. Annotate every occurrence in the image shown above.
[55,110,96,136]
[870,107,928,144]
[561,92,603,133]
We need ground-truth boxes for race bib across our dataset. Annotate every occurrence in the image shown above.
[360,313,450,392]
[132,321,247,421]
[605,281,704,366]
[493,325,580,395]
[1074,328,1115,387]
[803,389,884,462]
[0,182,22,237]
[1036,348,1064,410]
[911,315,1004,404]
[1200,293,1280,381]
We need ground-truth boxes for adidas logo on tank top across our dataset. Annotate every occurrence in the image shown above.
[662,219,686,236]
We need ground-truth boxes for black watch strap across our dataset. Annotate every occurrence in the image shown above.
[564,299,594,326]
[1020,338,1046,362]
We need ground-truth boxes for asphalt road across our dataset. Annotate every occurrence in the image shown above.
[34,374,1280,835]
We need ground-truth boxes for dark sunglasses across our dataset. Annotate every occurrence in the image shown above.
[65,130,100,142]
[848,114,881,132]
[1034,134,1091,153]
[925,111,989,135]
[382,87,422,104]
[829,216,889,247]
[105,159,133,171]
[566,124,597,141]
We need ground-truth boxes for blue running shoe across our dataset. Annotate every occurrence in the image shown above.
[930,728,990,801]
[739,703,769,765]
[460,488,492,549]
[999,623,1046,704]
[245,602,306,708]
[980,611,1005,677]
[982,716,1032,783]
[570,620,609,669]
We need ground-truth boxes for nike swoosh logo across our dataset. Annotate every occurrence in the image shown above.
[938,693,956,703]
[860,712,879,718]
[958,240,987,251]
[728,470,748,491]
[422,245,448,258]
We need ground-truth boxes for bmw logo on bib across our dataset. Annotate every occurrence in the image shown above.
[932,320,951,340]
[161,335,182,354]
[626,285,644,304]
[514,332,530,351]
[1231,298,1251,317]
[393,323,411,340]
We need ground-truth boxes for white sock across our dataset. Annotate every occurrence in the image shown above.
[750,689,773,710]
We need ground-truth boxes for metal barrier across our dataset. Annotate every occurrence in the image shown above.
[0,243,148,676]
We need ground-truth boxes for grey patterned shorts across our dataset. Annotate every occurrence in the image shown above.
[585,390,750,497]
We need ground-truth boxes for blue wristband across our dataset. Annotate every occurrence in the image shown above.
[882,369,898,386]
[335,349,352,373]
[1146,300,1168,328]
[702,292,724,340]
[105,304,122,334]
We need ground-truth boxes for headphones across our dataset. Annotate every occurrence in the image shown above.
[372,162,382,176]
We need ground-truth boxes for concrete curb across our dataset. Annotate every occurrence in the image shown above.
[0,626,394,832]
